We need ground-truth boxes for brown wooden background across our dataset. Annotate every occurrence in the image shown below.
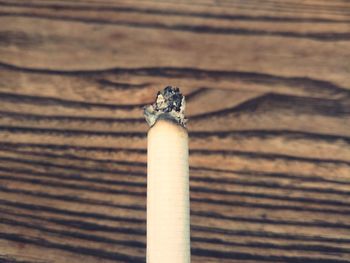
[1,0,350,262]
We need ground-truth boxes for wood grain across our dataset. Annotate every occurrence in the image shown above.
[0,0,349,262]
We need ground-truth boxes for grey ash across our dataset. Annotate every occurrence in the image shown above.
[144,86,186,127]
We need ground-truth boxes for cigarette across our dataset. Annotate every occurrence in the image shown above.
[144,86,190,263]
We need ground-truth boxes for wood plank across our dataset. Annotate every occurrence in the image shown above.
[0,0,349,262]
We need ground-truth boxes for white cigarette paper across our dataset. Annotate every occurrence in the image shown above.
[144,87,190,263]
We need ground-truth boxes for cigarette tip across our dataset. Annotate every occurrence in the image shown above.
[144,86,187,127]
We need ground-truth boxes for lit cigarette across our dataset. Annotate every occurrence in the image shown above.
[144,86,190,263]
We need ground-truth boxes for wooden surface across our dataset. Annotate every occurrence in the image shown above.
[0,0,350,262]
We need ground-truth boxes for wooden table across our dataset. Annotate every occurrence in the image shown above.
[0,0,350,262]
